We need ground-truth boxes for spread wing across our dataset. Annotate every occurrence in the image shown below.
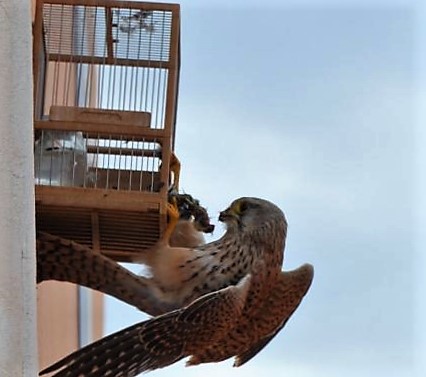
[188,263,314,366]
[234,263,314,366]
[40,274,252,377]
[36,232,176,316]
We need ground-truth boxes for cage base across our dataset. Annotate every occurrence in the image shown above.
[36,186,167,262]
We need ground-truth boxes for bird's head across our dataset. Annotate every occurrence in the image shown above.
[219,197,286,233]
[169,192,215,234]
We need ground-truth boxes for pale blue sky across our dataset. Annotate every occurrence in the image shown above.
[105,1,426,376]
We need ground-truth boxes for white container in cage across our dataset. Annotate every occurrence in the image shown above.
[34,130,87,187]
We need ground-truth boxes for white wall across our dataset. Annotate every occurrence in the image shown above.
[0,1,38,375]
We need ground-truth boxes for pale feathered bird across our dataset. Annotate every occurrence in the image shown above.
[40,197,314,376]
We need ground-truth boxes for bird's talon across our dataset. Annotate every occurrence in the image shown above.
[162,201,180,244]
[167,201,180,222]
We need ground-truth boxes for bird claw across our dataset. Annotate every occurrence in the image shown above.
[167,199,180,223]
[160,198,180,244]
[169,153,181,191]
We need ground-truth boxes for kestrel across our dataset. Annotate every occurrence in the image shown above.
[37,192,214,315]
[40,197,314,376]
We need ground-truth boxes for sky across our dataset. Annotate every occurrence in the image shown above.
[105,0,426,376]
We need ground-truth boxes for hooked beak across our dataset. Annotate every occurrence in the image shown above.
[218,207,237,223]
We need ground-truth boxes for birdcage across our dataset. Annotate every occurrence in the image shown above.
[33,0,181,261]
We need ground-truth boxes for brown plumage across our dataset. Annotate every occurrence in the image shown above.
[40,197,314,377]
[36,192,214,315]
[36,232,173,315]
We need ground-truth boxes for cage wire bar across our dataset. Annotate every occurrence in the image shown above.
[33,0,181,260]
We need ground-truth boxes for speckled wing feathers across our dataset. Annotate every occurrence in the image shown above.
[39,197,314,376]
[37,232,174,316]
[40,273,252,377]
[187,263,314,366]
[234,264,314,366]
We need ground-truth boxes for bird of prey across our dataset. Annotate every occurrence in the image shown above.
[40,197,314,377]
[37,192,214,315]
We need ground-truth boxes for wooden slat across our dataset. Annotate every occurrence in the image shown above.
[36,206,93,246]
[36,204,163,258]
[33,0,46,119]
[86,146,159,158]
[42,0,180,13]
[35,186,163,212]
[105,7,114,61]
[98,209,161,253]
[49,106,151,128]
[91,211,100,253]
[45,54,173,69]
[164,12,180,136]
[35,120,170,140]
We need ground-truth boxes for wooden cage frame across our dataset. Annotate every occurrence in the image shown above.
[33,0,181,261]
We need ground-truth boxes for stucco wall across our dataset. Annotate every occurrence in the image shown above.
[0,1,38,375]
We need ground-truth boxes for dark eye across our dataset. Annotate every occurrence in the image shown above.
[182,202,190,211]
